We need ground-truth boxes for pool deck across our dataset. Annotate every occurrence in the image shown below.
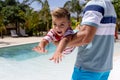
[0,36,43,48]
[0,36,120,80]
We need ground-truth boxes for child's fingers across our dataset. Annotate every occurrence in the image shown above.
[59,56,62,62]
[41,48,48,53]
[32,47,39,52]
[56,57,62,63]
[58,55,63,63]
[44,49,48,53]
[49,56,62,63]
[32,46,47,53]
[49,57,53,60]
[32,46,37,50]
[49,57,57,63]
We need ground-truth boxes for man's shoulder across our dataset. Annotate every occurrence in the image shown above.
[86,0,106,7]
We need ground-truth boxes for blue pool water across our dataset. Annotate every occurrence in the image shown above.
[0,43,56,61]
[0,43,77,80]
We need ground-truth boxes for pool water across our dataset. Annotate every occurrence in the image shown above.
[0,43,55,61]
[0,43,77,80]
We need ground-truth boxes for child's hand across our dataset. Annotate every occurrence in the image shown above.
[49,52,63,63]
[32,46,47,53]
[52,41,59,46]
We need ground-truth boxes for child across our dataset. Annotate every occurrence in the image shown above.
[33,7,75,63]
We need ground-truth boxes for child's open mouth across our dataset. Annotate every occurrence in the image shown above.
[57,31,62,34]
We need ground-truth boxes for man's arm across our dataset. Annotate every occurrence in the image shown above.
[52,25,97,47]
[67,25,97,47]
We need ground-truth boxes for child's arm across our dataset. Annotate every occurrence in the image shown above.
[33,39,49,53]
[49,35,72,63]
[33,29,54,53]
[52,41,59,46]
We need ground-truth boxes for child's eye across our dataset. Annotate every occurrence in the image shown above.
[53,23,57,26]
[60,24,65,28]
[61,24,64,26]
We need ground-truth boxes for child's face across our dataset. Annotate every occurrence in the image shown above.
[52,17,71,36]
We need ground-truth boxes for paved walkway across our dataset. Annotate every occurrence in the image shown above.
[113,34,120,60]
[109,37,120,80]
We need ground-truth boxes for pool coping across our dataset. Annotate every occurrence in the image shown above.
[0,37,43,48]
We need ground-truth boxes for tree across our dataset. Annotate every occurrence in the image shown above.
[36,0,52,31]
[112,0,120,31]
[1,0,32,36]
[0,0,52,37]
[0,11,5,38]
[4,0,17,6]
[64,0,83,22]
[112,0,120,19]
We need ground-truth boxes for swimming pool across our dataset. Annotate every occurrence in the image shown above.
[0,43,77,80]
[0,43,56,61]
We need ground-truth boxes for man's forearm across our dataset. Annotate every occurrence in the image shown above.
[53,25,97,48]
[52,33,85,47]
[67,25,97,47]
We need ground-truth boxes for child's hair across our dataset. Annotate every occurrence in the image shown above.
[51,7,70,21]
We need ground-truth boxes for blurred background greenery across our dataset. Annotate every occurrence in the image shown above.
[0,0,120,38]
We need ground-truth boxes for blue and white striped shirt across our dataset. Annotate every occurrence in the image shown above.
[75,0,117,72]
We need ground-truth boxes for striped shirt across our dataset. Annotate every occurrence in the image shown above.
[43,28,75,54]
[75,0,117,72]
